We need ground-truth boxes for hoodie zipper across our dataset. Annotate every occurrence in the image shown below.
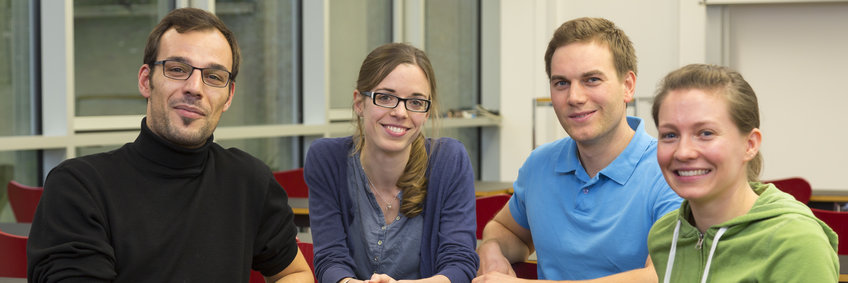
[695,231,705,249]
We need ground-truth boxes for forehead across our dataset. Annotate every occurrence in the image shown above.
[157,27,233,69]
[550,41,617,79]
[660,89,731,122]
[376,63,431,97]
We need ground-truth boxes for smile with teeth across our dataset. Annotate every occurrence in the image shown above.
[570,111,595,119]
[385,125,407,134]
[676,169,711,177]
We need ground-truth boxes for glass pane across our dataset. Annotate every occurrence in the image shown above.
[425,0,480,177]
[0,150,39,222]
[217,0,299,126]
[0,0,34,136]
[73,0,169,116]
[217,0,300,169]
[328,0,392,110]
[216,137,300,172]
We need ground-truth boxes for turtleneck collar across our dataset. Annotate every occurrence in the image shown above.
[129,117,213,175]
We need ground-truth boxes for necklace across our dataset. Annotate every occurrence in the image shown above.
[364,169,397,211]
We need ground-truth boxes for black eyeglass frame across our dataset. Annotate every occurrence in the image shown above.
[152,60,233,88]
[361,91,431,113]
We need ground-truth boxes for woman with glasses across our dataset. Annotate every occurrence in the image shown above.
[647,64,838,282]
[304,43,478,283]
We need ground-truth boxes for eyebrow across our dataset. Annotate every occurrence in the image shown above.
[375,88,429,98]
[165,56,230,71]
[549,70,606,82]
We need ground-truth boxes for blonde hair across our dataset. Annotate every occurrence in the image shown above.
[652,64,762,182]
[353,43,438,218]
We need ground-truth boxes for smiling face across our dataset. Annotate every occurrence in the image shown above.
[138,28,234,148]
[549,41,635,146]
[656,88,760,204]
[354,63,430,157]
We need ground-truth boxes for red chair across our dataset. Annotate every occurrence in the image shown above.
[273,168,309,198]
[475,194,511,239]
[811,208,848,255]
[512,261,538,279]
[0,229,28,278]
[764,177,811,204]
[7,181,44,222]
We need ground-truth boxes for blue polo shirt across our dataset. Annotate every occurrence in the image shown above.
[509,116,681,280]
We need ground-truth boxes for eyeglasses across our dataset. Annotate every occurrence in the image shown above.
[152,60,233,88]
[361,91,431,113]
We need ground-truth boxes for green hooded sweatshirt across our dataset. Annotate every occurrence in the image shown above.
[648,182,838,282]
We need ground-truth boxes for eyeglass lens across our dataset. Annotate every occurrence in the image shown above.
[373,93,429,112]
[161,60,230,88]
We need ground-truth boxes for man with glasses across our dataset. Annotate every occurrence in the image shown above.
[27,8,313,282]
[475,18,681,282]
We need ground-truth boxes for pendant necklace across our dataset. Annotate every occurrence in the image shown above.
[364,169,397,211]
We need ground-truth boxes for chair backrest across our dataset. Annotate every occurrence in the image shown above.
[512,261,538,279]
[0,230,28,278]
[764,177,812,204]
[273,168,309,198]
[248,242,315,283]
[811,208,848,255]
[7,181,44,222]
[475,194,511,239]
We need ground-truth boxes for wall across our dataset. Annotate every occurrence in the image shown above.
[489,0,692,182]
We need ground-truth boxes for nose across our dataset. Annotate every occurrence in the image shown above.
[673,136,699,161]
[567,84,588,106]
[390,101,409,117]
[183,69,204,96]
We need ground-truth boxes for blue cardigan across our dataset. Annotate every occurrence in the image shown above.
[304,136,479,283]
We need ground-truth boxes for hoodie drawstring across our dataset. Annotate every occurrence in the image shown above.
[664,220,729,283]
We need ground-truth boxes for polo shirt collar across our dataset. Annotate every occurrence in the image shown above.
[555,116,654,185]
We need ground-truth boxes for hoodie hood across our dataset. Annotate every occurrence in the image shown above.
[679,182,838,250]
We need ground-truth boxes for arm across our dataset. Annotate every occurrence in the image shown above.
[28,163,116,282]
[265,248,314,282]
[304,139,358,283]
[477,205,534,276]
[426,139,480,282]
[474,257,656,283]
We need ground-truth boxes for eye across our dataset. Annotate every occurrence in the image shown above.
[584,77,602,86]
[205,72,226,83]
[553,80,569,87]
[699,130,715,138]
[167,65,189,74]
[375,93,395,103]
[659,132,678,141]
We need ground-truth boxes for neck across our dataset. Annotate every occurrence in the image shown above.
[360,146,408,194]
[689,180,759,233]
[576,123,634,178]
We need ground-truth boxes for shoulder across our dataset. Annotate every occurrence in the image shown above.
[526,137,573,162]
[428,137,468,156]
[213,144,270,171]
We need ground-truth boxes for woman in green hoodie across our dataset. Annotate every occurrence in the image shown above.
[647,64,839,282]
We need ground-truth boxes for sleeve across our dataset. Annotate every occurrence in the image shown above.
[304,138,358,283]
[762,216,839,282]
[650,176,683,223]
[508,155,532,230]
[431,139,480,282]
[252,170,299,276]
[27,161,116,283]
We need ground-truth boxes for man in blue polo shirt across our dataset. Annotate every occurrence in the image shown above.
[475,17,681,282]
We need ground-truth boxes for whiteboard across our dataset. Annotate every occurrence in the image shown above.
[725,3,848,190]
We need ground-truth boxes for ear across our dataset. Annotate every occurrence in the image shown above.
[622,70,636,104]
[744,128,762,162]
[222,82,236,112]
[353,90,364,116]
[138,64,152,99]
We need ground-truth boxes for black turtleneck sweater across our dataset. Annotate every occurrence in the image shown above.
[27,118,298,282]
